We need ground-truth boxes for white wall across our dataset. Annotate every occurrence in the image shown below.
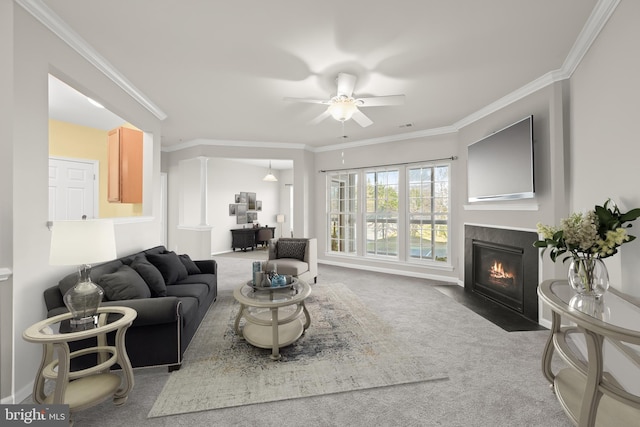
[206,158,281,254]
[163,143,315,257]
[278,169,294,238]
[314,132,460,281]
[312,2,640,300]
[0,0,15,403]
[5,7,163,403]
[458,81,570,285]
[314,82,569,285]
[569,0,640,297]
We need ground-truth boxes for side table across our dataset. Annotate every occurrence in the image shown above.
[23,306,137,419]
[538,280,640,426]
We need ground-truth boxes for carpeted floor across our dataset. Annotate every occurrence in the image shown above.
[62,254,571,426]
[149,283,448,417]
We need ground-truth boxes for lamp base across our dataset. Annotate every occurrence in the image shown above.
[69,315,99,331]
[63,264,104,329]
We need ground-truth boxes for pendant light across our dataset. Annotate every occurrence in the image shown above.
[263,160,278,182]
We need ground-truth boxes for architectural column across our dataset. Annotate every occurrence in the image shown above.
[176,156,212,259]
[198,156,208,226]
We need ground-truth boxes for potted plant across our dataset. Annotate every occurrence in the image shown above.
[534,199,640,296]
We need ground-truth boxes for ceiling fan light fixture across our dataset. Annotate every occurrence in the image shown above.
[328,99,357,122]
[263,160,278,182]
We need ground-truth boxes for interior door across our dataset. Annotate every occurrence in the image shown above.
[49,157,97,220]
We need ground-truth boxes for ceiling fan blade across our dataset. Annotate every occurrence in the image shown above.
[356,94,405,107]
[351,109,373,128]
[309,109,331,125]
[336,73,357,97]
[283,97,330,105]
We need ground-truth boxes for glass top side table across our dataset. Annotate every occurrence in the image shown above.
[23,306,137,418]
[537,280,640,426]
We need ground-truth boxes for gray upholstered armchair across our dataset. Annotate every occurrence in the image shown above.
[266,238,317,284]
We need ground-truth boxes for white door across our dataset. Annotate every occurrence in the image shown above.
[49,157,98,220]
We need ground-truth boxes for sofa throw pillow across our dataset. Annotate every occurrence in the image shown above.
[98,265,151,301]
[277,241,306,261]
[130,255,167,297]
[179,254,201,275]
[146,251,188,285]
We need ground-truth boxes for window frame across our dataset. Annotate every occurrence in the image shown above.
[364,168,400,260]
[405,162,451,266]
[326,171,358,256]
[324,161,452,269]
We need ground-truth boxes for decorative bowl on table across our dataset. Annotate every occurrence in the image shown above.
[249,275,297,290]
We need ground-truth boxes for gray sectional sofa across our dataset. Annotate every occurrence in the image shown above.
[43,245,217,371]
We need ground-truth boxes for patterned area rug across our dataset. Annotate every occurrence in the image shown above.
[148,283,448,417]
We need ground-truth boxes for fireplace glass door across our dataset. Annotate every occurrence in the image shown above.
[472,242,524,312]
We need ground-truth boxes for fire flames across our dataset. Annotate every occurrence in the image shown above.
[490,261,514,280]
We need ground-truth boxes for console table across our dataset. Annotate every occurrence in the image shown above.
[23,307,137,420]
[230,227,275,251]
[538,280,640,426]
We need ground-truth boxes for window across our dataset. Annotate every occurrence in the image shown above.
[325,162,451,266]
[408,164,449,262]
[327,172,357,254]
[366,169,399,257]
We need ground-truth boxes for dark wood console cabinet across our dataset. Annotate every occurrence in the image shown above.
[230,227,275,252]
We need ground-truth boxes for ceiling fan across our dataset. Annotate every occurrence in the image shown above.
[284,73,405,128]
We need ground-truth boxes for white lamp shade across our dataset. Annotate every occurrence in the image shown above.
[263,160,278,182]
[50,220,117,265]
[276,214,285,223]
[328,101,357,121]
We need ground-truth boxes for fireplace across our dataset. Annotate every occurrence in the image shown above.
[464,225,539,323]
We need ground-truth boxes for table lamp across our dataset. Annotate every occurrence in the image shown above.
[49,220,117,328]
[276,214,285,237]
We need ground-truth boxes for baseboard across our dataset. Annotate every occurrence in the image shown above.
[5,379,34,404]
[318,259,458,284]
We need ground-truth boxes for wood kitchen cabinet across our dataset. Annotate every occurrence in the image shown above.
[108,127,142,203]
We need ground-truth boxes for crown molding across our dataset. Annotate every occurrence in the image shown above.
[16,0,168,121]
[562,0,621,78]
[315,0,620,153]
[19,0,618,152]
[162,138,309,153]
[312,125,458,153]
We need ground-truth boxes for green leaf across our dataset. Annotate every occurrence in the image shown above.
[621,208,640,222]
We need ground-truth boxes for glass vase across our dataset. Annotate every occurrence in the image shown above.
[567,255,609,298]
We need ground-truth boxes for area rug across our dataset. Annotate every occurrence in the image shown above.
[148,283,449,418]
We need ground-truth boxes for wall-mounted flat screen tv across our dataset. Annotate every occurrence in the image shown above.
[467,115,534,202]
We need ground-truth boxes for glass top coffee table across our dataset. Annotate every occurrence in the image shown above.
[233,279,311,360]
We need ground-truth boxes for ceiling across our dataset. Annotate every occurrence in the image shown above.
[39,0,601,150]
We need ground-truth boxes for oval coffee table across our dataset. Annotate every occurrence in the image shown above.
[233,279,311,360]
